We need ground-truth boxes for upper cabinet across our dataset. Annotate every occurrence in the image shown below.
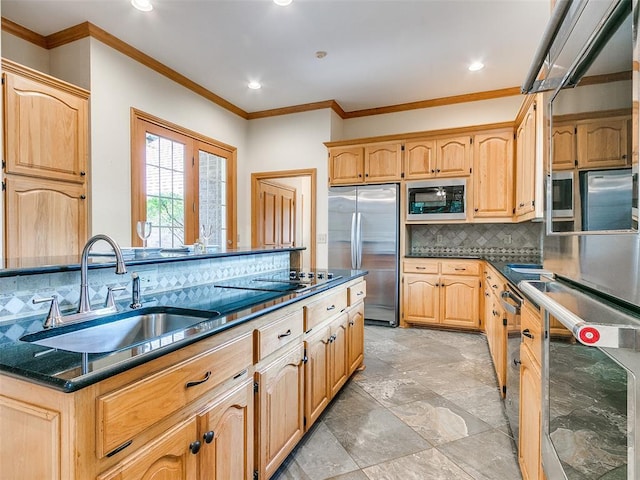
[404,135,471,180]
[3,60,89,183]
[472,129,514,219]
[576,117,630,169]
[551,124,577,170]
[328,142,401,185]
[515,100,537,219]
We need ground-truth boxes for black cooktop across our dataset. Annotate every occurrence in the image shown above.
[214,270,341,293]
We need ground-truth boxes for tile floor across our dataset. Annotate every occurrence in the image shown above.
[272,325,523,480]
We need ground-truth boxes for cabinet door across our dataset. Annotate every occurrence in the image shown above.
[440,275,480,329]
[551,124,576,170]
[197,380,254,480]
[404,140,436,179]
[329,313,349,398]
[402,273,439,324]
[347,303,365,375]
[364,143,402,182]
[3,69,88,183]
[485,297,507,395]
[304,325,331,429]
[255,343,305,479]
[4,174,87,258]
[97,419,198,480]
[329,147,364,185]
[436,136,472,177]
[473,130,514,218]
[518,345,542,480]
[515,102,536,217]
[577,118,629,169]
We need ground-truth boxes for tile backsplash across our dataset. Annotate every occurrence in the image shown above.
[0,252,290,344]
[409,221,543,262]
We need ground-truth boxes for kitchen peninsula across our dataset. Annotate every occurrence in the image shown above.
[0,246,367,479]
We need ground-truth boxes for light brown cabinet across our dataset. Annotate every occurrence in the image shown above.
[515,100,537,218]
[576,117,630,169]
[473,129,514,219]
[2,59,89,259]
[328,143,401,184]
[402,260,480,329]
[551,124,576,170]
[255,343,305,480]
[404,135,472,179]
[483,266,507,396]
[346,303,365,375]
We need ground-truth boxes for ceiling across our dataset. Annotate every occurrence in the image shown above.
[1,0,551,115]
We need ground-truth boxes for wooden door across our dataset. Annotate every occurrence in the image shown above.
[304,325,331,430]
[577,118,629,169]
[551,124,577,170]
[3,66,88,183]
[329,313,349,398]
[255,343,305,480]
[97,420,198,480]
[4,174,87,258]
[347,304,365,375]
[329,146,364,184]
[197,380,253,480]
[440,275,479,329]
[404,140,436,179]
[254,180,296,249]
[473,130,514,218]
[364,142,402,182]
[436,136,471,177]
[485,297,507,396]
[518,345,542,480]
[402,274,439,324]
[515,102,536,217]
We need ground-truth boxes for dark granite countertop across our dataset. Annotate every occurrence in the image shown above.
[0,269,367,392]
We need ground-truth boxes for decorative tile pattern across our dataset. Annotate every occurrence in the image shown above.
[0,252,290,343]
[410,221,543,262]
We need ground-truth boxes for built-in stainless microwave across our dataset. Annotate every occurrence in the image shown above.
[551,171,574,219]
[406,179,466,221]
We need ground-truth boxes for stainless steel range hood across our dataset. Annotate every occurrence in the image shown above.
[522,0,631,94]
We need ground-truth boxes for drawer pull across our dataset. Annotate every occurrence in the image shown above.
[232,369,247,380]
[492,284,498,289]
[203,430,215,444]
[356,291,364,296]
[277,329,292,339]
[106,440,132,458]
[326,304,336,311]
[522,329,534,339]
[189,440,202,454]
[415,266,426,270]
[185,371,211,388]
[454,268,466,271]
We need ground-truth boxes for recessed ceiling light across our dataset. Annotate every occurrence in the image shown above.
[468,61,485,72]
[274,0,293,5]
[248,81,262,90]
[131,0,153,12]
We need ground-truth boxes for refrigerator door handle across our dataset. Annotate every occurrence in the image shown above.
[356,212,363,269]
[350,212,357,269]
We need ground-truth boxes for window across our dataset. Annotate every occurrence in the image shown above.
[131,109,236,249]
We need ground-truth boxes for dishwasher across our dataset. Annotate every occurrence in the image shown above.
[501,284,523,441]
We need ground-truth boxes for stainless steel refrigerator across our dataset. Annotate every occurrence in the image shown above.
[328,184,399,326]
[580,169,633,231]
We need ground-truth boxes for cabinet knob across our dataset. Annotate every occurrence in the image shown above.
[349,320,355,326]
[431,169,436,173]
[358,174,362,177]
[80,194,86,200]
[513,358,522,366]
[522,329,534,339]
[365,173,369,177]
[436,169,441,173]
[474,208,479,212]
[80,171,86,176]
[203,431,215,444]
[189,440,202,454]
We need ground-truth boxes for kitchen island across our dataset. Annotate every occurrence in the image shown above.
[0,247,367,480]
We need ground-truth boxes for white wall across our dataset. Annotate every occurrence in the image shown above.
[87,39,248,246]
[246,110,333,267]
[50,39,91,90]
[1,32,49,73]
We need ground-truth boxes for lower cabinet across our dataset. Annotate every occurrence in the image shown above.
[97,419,199,480]
[346,303,365,375]
[197,379,254,480]
[519,344,542,480]
[255,343,305,480]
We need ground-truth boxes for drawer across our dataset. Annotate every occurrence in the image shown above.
[521,300,542,366]
[304,288,348,332]
[347,280,367,305]
[440,260,480,276]
[403,259,439,274]
[97,332,253,457]
[255,309,304,361]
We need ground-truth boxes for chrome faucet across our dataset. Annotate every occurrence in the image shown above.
[78,234,127,314]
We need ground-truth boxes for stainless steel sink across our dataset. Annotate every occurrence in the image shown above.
[20,307,219,354]
[506,263,553,275]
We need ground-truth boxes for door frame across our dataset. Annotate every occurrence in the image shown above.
[251,168,317,270]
